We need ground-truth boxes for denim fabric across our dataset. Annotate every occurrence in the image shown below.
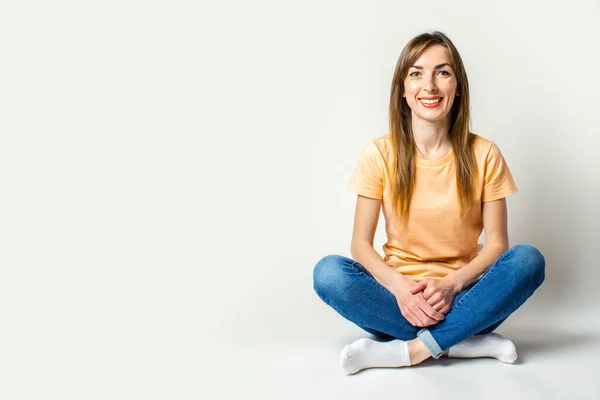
[313,244,545,359]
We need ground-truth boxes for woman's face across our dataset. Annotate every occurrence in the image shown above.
[403,45,458,124]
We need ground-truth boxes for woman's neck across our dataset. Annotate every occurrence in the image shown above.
[411,120,451,155]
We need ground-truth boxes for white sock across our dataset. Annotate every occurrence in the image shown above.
[339,337,411,374]
[446,333,517,363]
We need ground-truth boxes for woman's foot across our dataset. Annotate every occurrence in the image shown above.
[445,333,518,363]
[340,337,430,374]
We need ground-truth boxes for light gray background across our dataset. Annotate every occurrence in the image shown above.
[1,1,599,399]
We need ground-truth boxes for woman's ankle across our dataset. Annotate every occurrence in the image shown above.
[408,338,432,365]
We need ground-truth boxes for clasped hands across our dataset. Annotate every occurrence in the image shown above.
[397,277,460,328]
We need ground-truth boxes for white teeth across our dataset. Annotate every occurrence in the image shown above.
[420,98,442,104]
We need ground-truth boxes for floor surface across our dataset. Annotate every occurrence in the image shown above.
[205,309,600,400]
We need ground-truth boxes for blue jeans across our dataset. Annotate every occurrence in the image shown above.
[313,244,545,359]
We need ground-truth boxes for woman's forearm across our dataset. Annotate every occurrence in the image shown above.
[350,242,413,295]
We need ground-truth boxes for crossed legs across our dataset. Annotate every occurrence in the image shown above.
[313,245,545,374]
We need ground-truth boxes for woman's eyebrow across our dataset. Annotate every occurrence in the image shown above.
[410,63,452,69]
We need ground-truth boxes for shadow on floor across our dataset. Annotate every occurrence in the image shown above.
[360,327,599,369]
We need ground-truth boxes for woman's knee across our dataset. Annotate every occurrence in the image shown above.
[313,254,351,299]
[508,244,546,286]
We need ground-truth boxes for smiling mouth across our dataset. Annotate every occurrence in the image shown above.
[419,97,443,105]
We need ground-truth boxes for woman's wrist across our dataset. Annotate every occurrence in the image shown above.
[388,274,414,296]
[443,274,464,294]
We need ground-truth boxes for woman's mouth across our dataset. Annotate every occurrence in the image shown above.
[419,97,443,108]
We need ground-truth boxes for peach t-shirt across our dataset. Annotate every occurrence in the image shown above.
[347,133,518,282]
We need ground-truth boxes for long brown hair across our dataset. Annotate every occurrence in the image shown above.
[389,31,478,224]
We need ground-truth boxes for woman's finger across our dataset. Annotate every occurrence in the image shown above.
[403,310,418,327]
[432,301,445,311]
[426,293,441,306]
[414,307,436,326]
[418,296,445,321]
[410,280,428,294]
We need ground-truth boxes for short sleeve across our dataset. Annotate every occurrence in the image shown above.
[482,142,518,202]
[346,140,385,199]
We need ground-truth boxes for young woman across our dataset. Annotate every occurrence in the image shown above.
[313,31,545,375]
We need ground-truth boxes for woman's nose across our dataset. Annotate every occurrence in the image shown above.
[424,74,438,91]
[424,81,437,92]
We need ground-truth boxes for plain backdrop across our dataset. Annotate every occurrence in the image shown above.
[1,0,599,399]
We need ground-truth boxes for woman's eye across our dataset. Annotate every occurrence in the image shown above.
[409,70,451,77]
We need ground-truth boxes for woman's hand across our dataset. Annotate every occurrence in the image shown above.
[393,282,446,328]
[409,277,459,316]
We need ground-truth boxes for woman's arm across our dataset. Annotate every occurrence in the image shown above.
[446,198,510,292]
[349,195,413,295]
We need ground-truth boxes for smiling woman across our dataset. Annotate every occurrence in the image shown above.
[312,31,546,375]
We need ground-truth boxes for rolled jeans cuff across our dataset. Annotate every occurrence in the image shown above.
[417,328,444,359]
